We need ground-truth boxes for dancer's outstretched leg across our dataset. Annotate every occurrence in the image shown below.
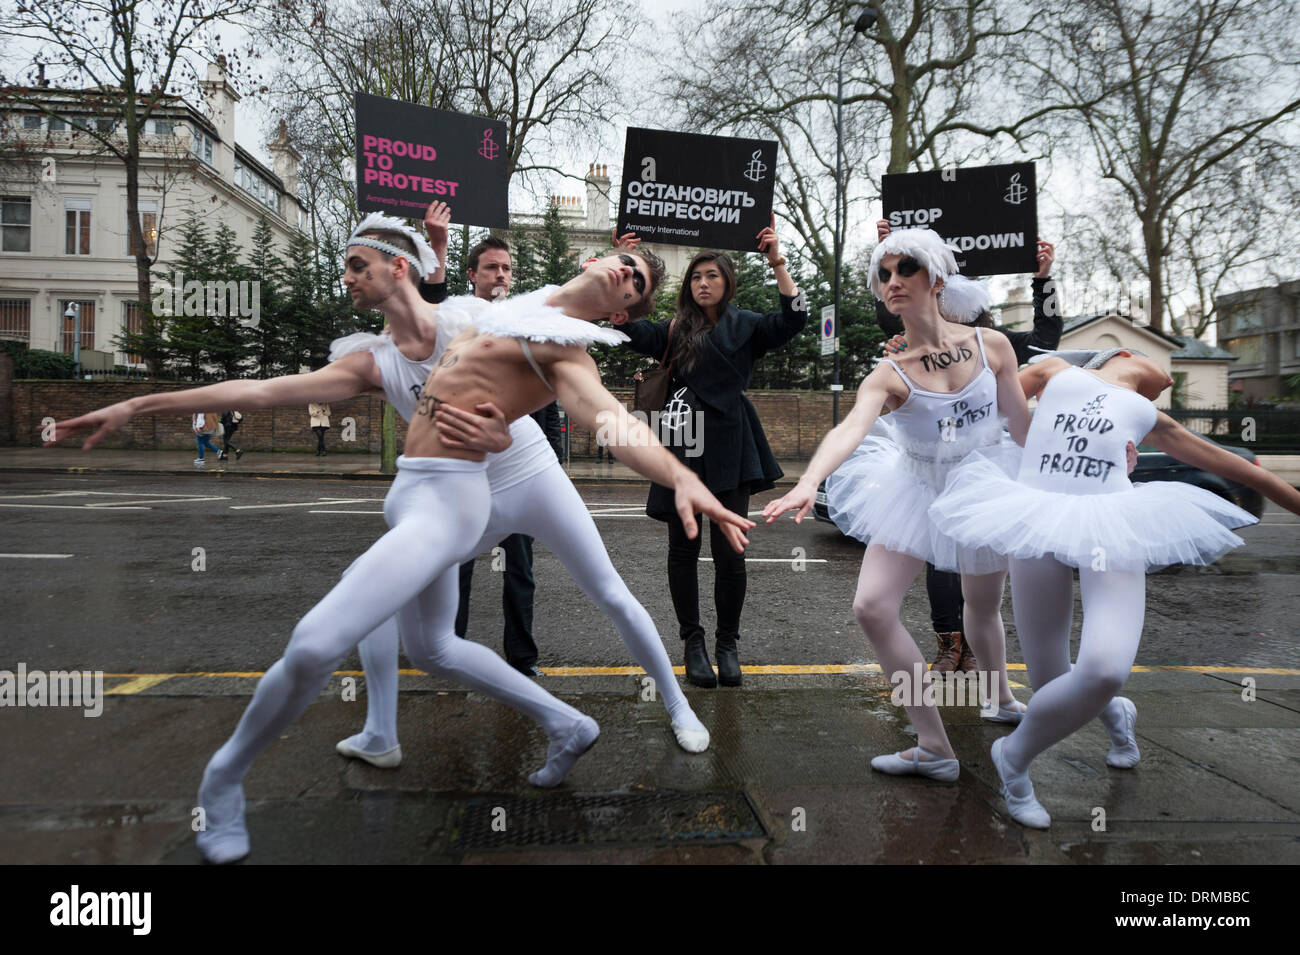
[514,468,710,751]
[1000,564,1145,775]
[1010,557,1139,767]
[960,569,1018,717]
[197,461,490,863]
[853,544,958,779]
[395,566,597,788]
[336,613,403,767]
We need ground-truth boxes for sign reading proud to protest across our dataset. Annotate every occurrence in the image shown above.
[616,127,777,251]
[881,162,1037,275]
[354,92,508,228]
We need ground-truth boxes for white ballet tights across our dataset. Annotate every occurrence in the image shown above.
[852,544,1014,760]
[1000,556,1144,774]
[352,463,704,751]
[200,462,590,853]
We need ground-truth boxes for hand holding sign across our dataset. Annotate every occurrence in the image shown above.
[424,201,451,246]
[612,231,642,251]
[756,213,783,266]
[1035,237,1054,278]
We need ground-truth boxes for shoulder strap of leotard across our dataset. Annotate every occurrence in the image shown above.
[974,326,991,372]
[881,358,915,394]
[518,338,554,392]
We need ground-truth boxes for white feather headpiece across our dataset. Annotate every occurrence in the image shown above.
[436,288,631,348]
[347,212,440,280]
[937,273,990,324]
[868,227,958,299]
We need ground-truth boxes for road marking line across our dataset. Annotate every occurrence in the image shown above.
[85,496,229,507]
[309,509,383,515]
[0,503,152,510]
[105,674,175,695]
[230,499,382,510]
[698,557,829,564]
[0,553,74,559]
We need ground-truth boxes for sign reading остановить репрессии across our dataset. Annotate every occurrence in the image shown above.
[616,127,777,251]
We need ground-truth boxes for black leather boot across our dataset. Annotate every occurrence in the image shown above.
[715,637,742,687]
[684,633,717,688]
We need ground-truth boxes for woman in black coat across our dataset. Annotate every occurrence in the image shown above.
[613,223,808,687]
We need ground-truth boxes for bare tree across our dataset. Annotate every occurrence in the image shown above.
[1032,0,1300,332]
[255,0,627,243]
[0,0,259,316]
[663,0,1076,278]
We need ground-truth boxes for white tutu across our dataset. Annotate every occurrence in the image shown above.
[825,417,1014,575]
[928,446,1258,570]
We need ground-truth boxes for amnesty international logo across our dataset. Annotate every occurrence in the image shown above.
[662,387,692,431]
[478,128,500,161]
[1003,172,1028,205]
[743,149,768,183]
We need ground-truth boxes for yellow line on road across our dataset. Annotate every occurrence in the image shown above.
[90,664,1300,681]
[104,674,176,695]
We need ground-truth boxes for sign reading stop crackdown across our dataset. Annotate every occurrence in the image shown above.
[354,92,509,228]
[616,127,777,251]
[881,162,1038,276]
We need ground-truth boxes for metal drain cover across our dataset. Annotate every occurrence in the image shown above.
[448,791,766,850]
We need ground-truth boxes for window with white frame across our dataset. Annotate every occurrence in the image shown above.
[2,196,31,252]
[192,127,214,166]
[150,118,176,135]
[121,301,145,365]
[0,299,31,343]
[65,198,91,255]
[126,200,158,257]
[233,156,282,214]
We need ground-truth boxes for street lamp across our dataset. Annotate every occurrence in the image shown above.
[63,301,81,377]
[831,7,877,426]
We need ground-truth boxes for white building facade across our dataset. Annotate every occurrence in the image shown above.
[0,62,305,368]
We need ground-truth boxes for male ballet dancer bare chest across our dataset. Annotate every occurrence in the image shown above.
[404,330,579,460]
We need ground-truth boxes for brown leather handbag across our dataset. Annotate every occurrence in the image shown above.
[633,320,676,415]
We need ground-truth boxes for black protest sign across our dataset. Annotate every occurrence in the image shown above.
[616,127,777,251]
[882,162,1037,275]
[354,92,508,228]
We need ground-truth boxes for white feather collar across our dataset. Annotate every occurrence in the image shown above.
[435,287,630,347]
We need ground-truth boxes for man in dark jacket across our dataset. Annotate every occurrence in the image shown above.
[420,204,560,677]
[874,225,1062,675]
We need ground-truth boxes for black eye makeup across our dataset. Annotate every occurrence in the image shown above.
[878,256,923,281]
[618,254,647,296]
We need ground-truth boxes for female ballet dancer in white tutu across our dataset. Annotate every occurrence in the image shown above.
[763,227,1031,781]
[930,347,1300,827]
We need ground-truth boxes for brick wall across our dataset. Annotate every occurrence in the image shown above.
[566,388,854,460]
[0,354,12,446]
[7,379,850,458]
[6,380,404,452]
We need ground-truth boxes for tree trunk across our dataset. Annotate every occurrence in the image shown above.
[1142,215,1165,333]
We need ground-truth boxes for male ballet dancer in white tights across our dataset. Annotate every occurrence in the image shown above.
[53,215,751,863]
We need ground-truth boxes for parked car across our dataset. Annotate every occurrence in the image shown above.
[813,433,1264,529]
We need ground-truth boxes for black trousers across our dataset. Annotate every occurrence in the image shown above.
[666,485,749,643]
[456,533,539,669]
[926,564,964,633]
[222,424,240,452]
[312,425,327,452]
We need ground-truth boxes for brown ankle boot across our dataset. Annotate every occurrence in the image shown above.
[929,632,962,673]
[956,634,979,674]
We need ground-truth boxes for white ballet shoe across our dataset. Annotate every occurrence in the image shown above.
[1104,697,1140,769]
[982,699,1028,724]
[672,721,710,753]
[870,746,960,782]
[196,775,250,864]
[335,734,402,769]
[991,737,1051,829]
[528,716,599,789]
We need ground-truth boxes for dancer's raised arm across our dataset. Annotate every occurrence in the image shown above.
[49,354,384,450]
[1144,412,1300,516]
[762,367,897,524]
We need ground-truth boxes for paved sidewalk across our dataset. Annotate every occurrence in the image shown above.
[0,446,811,484]
[2,668,1296,864]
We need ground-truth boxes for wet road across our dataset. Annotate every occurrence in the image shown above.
[2,472,1297,672]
